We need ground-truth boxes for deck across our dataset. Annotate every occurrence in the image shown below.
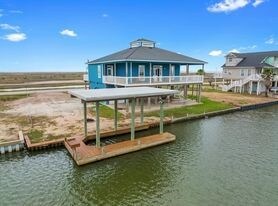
[103,75,204,86]
[65,132,176,165]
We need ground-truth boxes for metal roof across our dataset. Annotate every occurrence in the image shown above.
[223,51,278,68]
[88,46,206,65]
[69,87,178,102]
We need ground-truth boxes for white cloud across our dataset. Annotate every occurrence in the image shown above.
[0,23,20,32]
[60,29,77,37]
[9,10,23,14]
[102,14,109,18]
[207,0,265,12]
[207,0,250,12]
[265,36,275,44]
[3,33,27,42]
[252,0,264,7]
[229,49,240,53]
[209,50,223,56]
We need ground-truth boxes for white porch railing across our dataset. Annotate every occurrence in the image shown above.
[221,74,262,91]
[103,75,204,86]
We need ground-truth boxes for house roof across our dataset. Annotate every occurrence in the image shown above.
[223,51,278,68]
[88,39,206,65]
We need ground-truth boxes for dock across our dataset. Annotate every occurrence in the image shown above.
[66,87,178,165]
[65,132,175,165]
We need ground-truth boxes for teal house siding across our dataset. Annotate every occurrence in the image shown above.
[86,39,206,88]
[88,64,105,89]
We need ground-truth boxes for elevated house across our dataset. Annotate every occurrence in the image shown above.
[86,39,206,101]
[222,51,278,95]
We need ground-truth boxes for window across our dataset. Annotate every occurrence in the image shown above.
[248,69,251,76]
[228,58,233,62]
[240,69,245,77]
[224,69,228,74]
[97,65,101,78]
[138,65,145,80]
[171,65,175,76]
[107,65,113,76]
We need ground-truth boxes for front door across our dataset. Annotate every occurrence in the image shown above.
[153,65,163,82]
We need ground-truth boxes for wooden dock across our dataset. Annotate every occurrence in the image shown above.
[64,132,176,165]
[24,124,150,150]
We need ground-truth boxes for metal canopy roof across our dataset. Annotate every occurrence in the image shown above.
[69,87,178,102]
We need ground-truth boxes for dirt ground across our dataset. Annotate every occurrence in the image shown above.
[202,91,277,106]
[0,92,160,142]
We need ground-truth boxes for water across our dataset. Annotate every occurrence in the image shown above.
[1,105,278,206]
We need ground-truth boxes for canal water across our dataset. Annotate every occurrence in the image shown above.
[0,105,277,206]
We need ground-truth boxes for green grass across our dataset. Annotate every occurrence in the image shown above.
[146,97,234,118]
[0,94,27,102]
[28,129,44,143]
[89,104,123,119]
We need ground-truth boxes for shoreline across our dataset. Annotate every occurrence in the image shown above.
[1,99,277,153]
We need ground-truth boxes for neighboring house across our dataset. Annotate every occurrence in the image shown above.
[86,38,206,99]
[222,51,278,95]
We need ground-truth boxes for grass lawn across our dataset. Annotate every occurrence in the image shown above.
[28,129,68,143]
[89,103,123,119]
[146,97,234,118]
[0,94,28,111]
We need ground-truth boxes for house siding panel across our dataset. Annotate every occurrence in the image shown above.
[88,64,105,89]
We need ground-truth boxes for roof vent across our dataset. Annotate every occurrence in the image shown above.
[130,38,155,48]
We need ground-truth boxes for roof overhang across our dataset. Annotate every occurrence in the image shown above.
[69,87,178,102]
[87,59,207,65]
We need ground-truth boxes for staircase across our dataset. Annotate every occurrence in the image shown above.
[222,74,262,92]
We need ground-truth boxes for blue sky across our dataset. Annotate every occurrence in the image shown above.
[0,0,277,73]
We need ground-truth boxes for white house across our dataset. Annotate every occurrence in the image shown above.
[221,51,278,95]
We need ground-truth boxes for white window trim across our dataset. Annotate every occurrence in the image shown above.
[138,65,145,81]
[107,65,114,76]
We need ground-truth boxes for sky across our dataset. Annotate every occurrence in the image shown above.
[0,0,277,73]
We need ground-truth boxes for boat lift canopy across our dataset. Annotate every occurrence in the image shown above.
[69,87,178,147]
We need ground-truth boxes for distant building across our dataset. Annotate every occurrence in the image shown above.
[222,51,278,94]
[86,38,206,98]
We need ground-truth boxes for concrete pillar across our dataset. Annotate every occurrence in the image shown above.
[8,145,12,153]
[249,81,253,94]
[114,100,118,131]
[126,100,129,113]
[257,81,260,95]
[147,97,151,109]
[140,98,144,124]
[159,98,164,134]
[186,64,189,74]
[131,98,136,140]
[15,144,20,151]
[95,101,100,147]
[83,102,87,138]
[183,84,187,99]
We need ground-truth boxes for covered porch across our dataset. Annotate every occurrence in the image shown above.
[101,61,205,86]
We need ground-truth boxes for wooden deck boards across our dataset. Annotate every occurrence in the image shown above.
[64,132,176,165]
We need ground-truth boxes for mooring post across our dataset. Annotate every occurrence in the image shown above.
[131,98,135,140]
[114,100,118,131]
[96,101,100,147]
[140,98,144,124]
[159,97,164,134]
[83,101,87,138]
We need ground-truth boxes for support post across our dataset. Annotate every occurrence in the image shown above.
[83,101,87,138]
[184,84,187,99]
[114,100,118,131]
[131,98,135,140]
[140,98,144,124]
[148,97,151,109]
[249,81,253,94]
[257,81,260,95]
[149,62,152,84]
[198,84,201,102]
[159,97,164,134]
[95,101,100,147]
